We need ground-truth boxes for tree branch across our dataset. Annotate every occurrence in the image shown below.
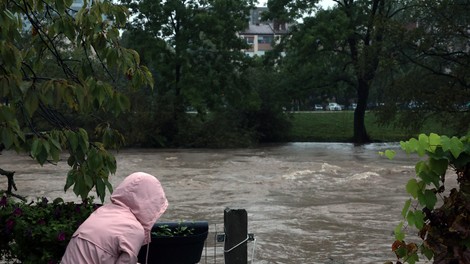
[0,168,26,201]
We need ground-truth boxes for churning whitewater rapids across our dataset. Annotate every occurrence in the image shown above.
[1,142,436,263]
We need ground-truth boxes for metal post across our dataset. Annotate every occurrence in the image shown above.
[224,208,248,264]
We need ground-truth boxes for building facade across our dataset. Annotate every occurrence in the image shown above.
[239,7,290,57]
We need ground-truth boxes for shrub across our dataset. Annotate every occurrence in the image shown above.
[0,194,96,264]
[385,133,470,264]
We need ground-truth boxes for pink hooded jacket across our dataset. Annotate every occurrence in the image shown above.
[61,172,168,264]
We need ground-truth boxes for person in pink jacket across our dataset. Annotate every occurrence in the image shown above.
[61,172,169,264]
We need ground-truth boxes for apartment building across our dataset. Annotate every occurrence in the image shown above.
[239,7,290,57]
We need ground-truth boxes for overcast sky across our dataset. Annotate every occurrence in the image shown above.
[257,0,336,9]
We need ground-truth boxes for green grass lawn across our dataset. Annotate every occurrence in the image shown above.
[287,111,456,142]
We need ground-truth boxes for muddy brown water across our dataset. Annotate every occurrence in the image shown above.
[1,143,432,263]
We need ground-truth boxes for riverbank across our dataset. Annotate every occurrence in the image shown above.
[288,111,454,142]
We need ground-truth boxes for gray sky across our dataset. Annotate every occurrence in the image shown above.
[257,0,336,9]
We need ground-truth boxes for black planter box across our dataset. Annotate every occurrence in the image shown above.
[138,221,209,264]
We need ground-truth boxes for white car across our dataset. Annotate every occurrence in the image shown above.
[327,103,342,111]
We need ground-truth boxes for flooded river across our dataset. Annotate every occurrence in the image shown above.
[0,143,425,263]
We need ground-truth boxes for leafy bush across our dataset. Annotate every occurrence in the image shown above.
[0,194,96,264]
[385,133,470,264]
[152,223,195,237]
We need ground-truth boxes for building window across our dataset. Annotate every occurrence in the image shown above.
[245,36,254,45]
[258,35,273,44]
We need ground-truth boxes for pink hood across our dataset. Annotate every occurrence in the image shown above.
[110,172,168,244]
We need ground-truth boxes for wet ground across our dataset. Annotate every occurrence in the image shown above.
[1,143,432,263]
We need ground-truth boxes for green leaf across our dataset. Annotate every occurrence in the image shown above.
[36,143,49,165]
[67,130,78,151]
[442,136,464,158]
[106,48,118,67]
[413,210,425,229]
[63,18,76,41]
[73,171,82,195]
[394,222,405,241]
[83,172,93,189]
[87,150,102,169]
[42,139,50,154]
[406,252,419,264]
[423,189,437,209]
[1,127,13,149]
[428,133,441,152]
[64,0,73,7]
[417,134,429,156]
[67,155,76,167]
[118,93,130,111]
[0,76,10,97]
[429,158,448,176]
[129,49,140,65]
[401,199,411,218]
[415,160,426,175]
[95,177,105,203]
[19,80,32,94]
[107,27,119,40]
[50,147,60,162]
[395,247,407,258]
[53,197,65,204]
[104,178,113,193]
[55,0,66,14]
[406,210,415,227]
[78,128,89,153]
[421,244,434,260]
[385,149,396,159]
[31,138,40,157]
[24,90,39,117]
[416,163,440,187]
[73,170,90,200]
[405,138,419,154]
[115,7,127,26]
[449,137,464,159]
[48,137,62,151]
[406,178,419,198]
[64,170,76,191]
[105,154,117,174]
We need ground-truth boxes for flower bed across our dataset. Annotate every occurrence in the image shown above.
[1,193,209,264]
[0,194,97,264]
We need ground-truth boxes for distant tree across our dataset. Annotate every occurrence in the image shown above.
[0,0,153,202]
[267,0,406,143]
[119,0,259,145]
[374,0,470,135]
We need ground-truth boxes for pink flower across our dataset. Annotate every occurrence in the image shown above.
[57,231,66,241]
[6,219,14,231]
[13,207,22,216]
[0,196,7,207]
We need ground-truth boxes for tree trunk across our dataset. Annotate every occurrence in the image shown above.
[353,78,371,144]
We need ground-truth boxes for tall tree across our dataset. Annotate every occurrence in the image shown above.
[120,0,255,144]
[268,0,402,143]
[374,0,470,135]
[0,0,153,201]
